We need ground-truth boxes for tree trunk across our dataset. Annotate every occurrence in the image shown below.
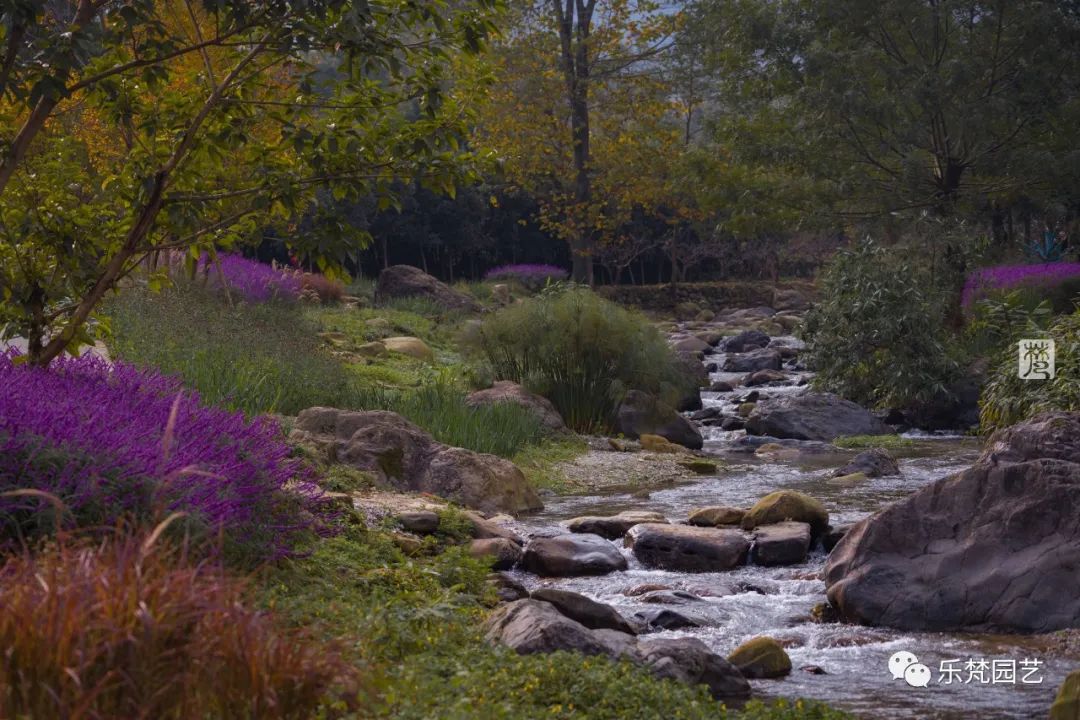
[553,0,597,285]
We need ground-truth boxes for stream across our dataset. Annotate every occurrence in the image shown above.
[507,336,1076,719]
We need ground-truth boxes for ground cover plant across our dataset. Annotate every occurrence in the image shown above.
[0,352,323,560]
[0,529,353,720]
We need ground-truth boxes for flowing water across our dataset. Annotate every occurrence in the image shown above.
[507,337,1077,719]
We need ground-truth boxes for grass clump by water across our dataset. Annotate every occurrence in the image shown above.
[512,437,589,493]
[464,286,694,433]
[361,377,549,458]
[105,286,372,416]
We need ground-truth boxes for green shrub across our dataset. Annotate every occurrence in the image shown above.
[803,239,960,409]
[964,288,1054,358]
[464,286,692,432]
[980,309,1080,431]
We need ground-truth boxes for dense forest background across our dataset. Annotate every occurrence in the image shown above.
[259,0,1080,285]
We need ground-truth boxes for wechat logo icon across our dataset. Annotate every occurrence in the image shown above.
[889,651,932,688]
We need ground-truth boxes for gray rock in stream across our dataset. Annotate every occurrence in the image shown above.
[565,511,668,540]
[626,523,749,572]
[521,533,628,577]
[750,521,812,566]
[638,638,751,700]
[745,392,890,442]
[614,390,703,450]
[722,348,782,373]
[485,599,630,657]
[485,601,752,701]
[825,411,1080,632]
[531,588,637,634]
[832,448,900,478]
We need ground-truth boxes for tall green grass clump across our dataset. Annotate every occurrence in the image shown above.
[464,286,692,432]
[362,376,548,458]
[980,308,1080,432]
[105,286,370,416]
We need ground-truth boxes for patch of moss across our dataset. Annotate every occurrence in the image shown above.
[511,437,588,493]
[833,434,916,449]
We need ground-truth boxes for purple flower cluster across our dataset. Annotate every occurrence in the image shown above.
[201,252,303,303]
[961,262,1080,307]
[484,264,568,287]
[0,353,324,558]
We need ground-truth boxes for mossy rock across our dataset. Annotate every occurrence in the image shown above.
[688,506,745,527]
[1051,670,1080,720]
[727,637,792,679]
[737,402,756,417]
[639,433,686,454]
[382,336,434,361]
[742,490,829,536]
[827,471,868,487]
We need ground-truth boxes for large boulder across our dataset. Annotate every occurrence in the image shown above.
[615,390,703,450]
[626,523,749,572]
[673,351,708,412]
[672,336,711,354]
[746,392,890,442]
[720,330,771,353]
[824,412,1080,632]
[469,538,522,570]
[486,604,752,701]
[466,381,567,433]
[566,511,668,540]
[531,588,637,634]
[637,638,751,701]
[727,637,792,679]
[721,348,782,373]
[484,599,629,658]
[375,264,479,311]
[750,522,812,566]
[290,407,542,514]
[742,490,829,537]
[521,534,628,577]
[832,448,900,478]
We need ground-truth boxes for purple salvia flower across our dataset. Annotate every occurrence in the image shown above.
[0,353,327,558]
[962,263,1080,308]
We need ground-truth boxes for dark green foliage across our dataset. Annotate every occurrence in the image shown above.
[980,309,1080,431]
[464,286,693,432]
[803,240,960,409]
[964,289,1054,359]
